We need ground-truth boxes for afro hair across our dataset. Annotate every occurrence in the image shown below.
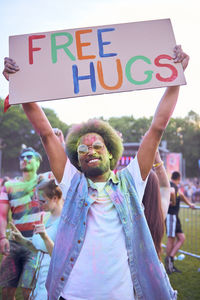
[66,119,123,171]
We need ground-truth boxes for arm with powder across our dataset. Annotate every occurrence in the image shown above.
[153,150,170,218]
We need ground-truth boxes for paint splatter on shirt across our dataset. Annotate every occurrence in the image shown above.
[0,176,43,237]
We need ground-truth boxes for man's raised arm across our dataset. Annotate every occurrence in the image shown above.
[3,58,67,182]
[137,45,189,180]
[22,102,67,182]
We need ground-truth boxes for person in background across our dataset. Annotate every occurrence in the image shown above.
[142,151,176,297]
[153,151,171,219]
[0,147,43,300]
[40,128,66,182]
[165,171,195,274]
[142,150,170,258]
[9,179,63,300]
[53,128,66,150]
[3,45,189,300]
[0,177,10,192]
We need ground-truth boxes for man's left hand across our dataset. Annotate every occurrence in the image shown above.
[173,45,189,71]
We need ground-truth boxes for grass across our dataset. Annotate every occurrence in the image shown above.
[160,205,200,299]
[0,206,199,299]
[162,205,200,255]
[161,254,200,300]
[178,206,200,255]
[1,255,199,300]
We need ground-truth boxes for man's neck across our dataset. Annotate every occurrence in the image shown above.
[22,171,37,182]
[87,170,111,183]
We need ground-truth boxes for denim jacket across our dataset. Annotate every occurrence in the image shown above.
[46,167,177,300]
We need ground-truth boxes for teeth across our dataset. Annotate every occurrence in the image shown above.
[88,159,99,164]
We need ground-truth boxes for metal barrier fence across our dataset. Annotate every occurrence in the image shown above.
[163,205,200,259]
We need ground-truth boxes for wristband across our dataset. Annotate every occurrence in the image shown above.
[0,236,7,241]
[153,161,164,168]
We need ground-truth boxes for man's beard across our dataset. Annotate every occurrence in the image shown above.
[83,161,110,178]
[20,166,30,172]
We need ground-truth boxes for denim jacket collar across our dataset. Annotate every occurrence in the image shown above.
[87,170,119,189]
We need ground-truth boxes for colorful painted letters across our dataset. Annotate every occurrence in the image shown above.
[9,19,185,104]
[28,27,178,94]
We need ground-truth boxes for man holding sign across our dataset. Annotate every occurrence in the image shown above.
[7,19,186,105]
[3,44,189,300]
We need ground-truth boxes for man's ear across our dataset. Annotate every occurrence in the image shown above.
[53,196,58,203]
[109,153,113,160]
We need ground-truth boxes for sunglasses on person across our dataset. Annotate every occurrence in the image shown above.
[77,141,105,155]
[19,154,34,161]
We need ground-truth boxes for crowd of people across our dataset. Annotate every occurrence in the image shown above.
[0,45,194,300]
[182,178,200,203]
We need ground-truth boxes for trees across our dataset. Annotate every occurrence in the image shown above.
[163,111,200,177]
[0,99,69,176]
[109,116,152,142]
[1,97,199,178]
[108,112,200,177]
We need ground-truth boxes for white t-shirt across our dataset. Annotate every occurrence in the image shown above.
[59,156,147,300]
[31,215,60,300]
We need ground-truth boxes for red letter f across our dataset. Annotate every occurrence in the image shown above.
[29,35,46,64]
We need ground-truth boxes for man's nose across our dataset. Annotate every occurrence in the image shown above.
[88,147,96,155]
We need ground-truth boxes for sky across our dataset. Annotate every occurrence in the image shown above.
[0,0,199,125]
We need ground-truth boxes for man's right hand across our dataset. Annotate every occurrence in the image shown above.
[0,237,10,256]
[3,57,20,81]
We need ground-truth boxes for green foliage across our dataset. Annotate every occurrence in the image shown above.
[0,97,200,178]
[0,99,69,175]
[108,115,152,142]
[163,111,200,177]
[107,111,200,178]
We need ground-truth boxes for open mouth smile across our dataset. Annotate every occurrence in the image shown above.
[86,157,101,165]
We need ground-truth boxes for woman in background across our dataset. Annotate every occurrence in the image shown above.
[142,150,170,258]
[10,179,63,300]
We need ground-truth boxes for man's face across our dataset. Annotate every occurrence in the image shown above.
[19,151,40,173]
[77,133,111,178]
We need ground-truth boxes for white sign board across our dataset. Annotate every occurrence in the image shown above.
[9,18,186,104]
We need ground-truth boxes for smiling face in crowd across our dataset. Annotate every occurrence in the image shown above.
[77,133,112,182]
